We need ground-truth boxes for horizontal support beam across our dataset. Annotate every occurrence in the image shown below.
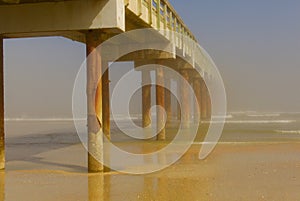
[134,57,194,72]
[3,30,86,43]
[117,49,174,62]
[0,0,125,35]
[101,41,175,61]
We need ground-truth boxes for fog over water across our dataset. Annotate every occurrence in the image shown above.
[3,1,300,118]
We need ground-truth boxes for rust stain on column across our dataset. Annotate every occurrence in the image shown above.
[193,78,201,123]
[156,67,166,140]
[180,69,190,128]
[206,79,212,121]
[0,36,4,170]
[165,77,172,124]
[176,83,181,120]
[102,62,111,172]
[86,30,103,172]
[200,78,208,121]
[142,70,152,128]
[102,64,110,140]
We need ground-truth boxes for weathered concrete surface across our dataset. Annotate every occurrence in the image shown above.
[156,66,165,140]
[0,36,4,170]
[179,69,190,128]
[141,70,152,128]
[86,30,104,172]
[0,0,125,37]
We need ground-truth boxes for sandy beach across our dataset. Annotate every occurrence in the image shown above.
[2,142,300,201]
[1,115,300,201]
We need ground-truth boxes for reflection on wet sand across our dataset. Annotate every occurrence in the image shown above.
[0,171,4,201]
[3,120,300,200]
[1,143,215,201]
[91,145,214,200]
[88,174,103,201]
[2,143,300,200]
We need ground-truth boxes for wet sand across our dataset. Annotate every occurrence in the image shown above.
[2,142,300,201]
[2,119,300,200]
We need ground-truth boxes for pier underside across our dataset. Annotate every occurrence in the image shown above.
[0,0,212,172]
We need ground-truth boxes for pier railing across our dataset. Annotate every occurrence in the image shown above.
[125,0,213,76]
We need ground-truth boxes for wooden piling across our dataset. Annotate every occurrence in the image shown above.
[0,36,4,170]
[86,30,104,172]
[156,66,166,140]
[142,70,152,128]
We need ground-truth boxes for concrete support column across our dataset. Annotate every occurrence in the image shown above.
[193,77,201,123]
[156,66,166,140]
[165,76,172,124]
[0,36,4,170]
[141,70,152,128]
[86,30,103,172]
[200,78,208,121]
[206,78,212,121]
[180,69,190,128]
[102,62,110,140]
[176,82,181,120]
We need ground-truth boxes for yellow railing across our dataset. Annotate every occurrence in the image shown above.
[125,0,214,75]
[125,0,197,42]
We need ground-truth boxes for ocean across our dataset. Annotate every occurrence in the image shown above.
[220,112,300,142]
[4,111,300,144]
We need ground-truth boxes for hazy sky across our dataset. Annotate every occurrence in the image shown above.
[4,0,300,118]
[170,0,300,112]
